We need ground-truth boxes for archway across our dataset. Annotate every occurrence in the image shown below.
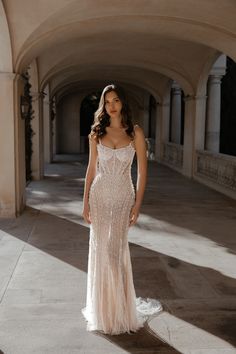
[80,91,101,153]
[220,56,236,156]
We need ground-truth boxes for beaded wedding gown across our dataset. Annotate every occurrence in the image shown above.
[81,138,163,335]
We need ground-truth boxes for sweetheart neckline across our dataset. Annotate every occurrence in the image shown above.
[98,140,135,151]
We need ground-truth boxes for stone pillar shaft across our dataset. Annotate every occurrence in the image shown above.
[0,72,26,216]
[30,91,43,179]
[28,59,44,180]
[0,73,16,216]
[171,81,182,144]
[142,93,150,137]
[205,75,223,152]
[43,84,52,163]
[155,100,170,161]
[155,103,161,161]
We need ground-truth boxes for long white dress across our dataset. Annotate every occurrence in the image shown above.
[81,138,163,335]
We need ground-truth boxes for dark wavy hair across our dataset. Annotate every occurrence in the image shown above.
[88,84,135,141]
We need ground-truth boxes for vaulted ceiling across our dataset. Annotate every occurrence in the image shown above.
[2,0,236,98]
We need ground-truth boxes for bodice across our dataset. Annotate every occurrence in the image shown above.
[96,140,136,177]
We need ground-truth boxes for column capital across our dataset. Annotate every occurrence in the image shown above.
[195,94,208,101]
[210,54,227,77]
[208,74,223,85]
[183,94,194,102]
[0,72,19,81]
[206,72,222,153]
[184,94,207,102]
[159,102,170,108]
[172,81,182,95]
[30,91,43,102]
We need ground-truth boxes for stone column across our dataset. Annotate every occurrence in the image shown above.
[0,72,26,216]
[205,54,226,153]
[142,93,150,137]
[15,74,28,215]
[171,81,182,144]
[183,94,208,177]
[154,102,161,161]
[154,83,171,162]
[194,95,208,151]
[183,95,195,177]
[28,60,44,180]
[205,75,223,152]
[30,91,42,180]
[51,96,57,156]
[43,84,52,163]
[0,73,17,216]
[155,100,170,162]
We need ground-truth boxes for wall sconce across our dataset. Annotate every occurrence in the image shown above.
[20,95,30,119]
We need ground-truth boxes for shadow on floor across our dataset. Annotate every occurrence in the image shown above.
[1,156,236,352]
[1,206,236,350]
[94,321,181,353]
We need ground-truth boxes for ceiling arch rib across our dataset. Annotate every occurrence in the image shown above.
[196,50,223,96]
[40,48,201,94]
[4,0,236,63]
[6,2,233,101]
[52,78,162,105]
[45,63,178,102]
[0,1,13,71]
[15,13,236,74]
[79,83,144,113]
[28,21,218,96]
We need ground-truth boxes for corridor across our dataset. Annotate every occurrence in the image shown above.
[0,156,235,353]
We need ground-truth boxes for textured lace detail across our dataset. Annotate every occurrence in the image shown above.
[81,141,163,335]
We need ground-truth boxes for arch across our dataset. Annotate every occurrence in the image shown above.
[196,50,223,97]
[50,76,162,104]
[40,59,190,102]
[16,13,236,73]
[0,2,13,71]
[44,63,193,96]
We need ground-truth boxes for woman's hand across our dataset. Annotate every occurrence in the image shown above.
[129,204,140,226]
[82,202,91,224]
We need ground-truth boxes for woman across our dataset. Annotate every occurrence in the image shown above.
[81,84,162,335]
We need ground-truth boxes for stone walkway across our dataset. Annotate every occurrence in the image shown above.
[0,154,236,354]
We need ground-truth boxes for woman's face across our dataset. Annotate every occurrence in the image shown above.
[104,91,123,117]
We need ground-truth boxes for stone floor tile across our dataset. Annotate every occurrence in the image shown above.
[0,155,236,353]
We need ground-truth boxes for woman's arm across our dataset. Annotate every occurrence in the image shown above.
[129,125,147,226]
[82,135,98,223]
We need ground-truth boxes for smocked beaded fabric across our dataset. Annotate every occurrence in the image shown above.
[81,139,163,335]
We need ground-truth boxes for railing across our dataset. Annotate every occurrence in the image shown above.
[195,150,236,190]
[145,138,155,160]
[162,142,183,169]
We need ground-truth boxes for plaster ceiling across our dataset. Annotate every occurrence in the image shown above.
[3,0,236,97]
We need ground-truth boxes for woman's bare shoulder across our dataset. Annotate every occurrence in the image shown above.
[88,132,98,142]
[133,124,145,138]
